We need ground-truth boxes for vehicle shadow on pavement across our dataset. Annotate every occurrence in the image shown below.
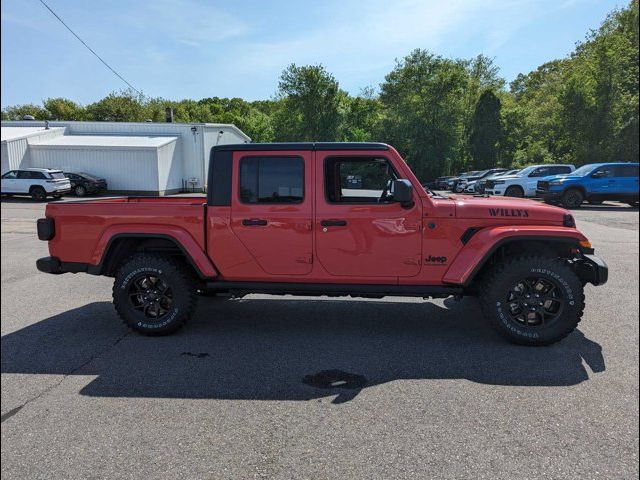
[0,297,605,404]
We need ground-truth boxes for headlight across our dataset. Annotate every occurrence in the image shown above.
[549,180,564,186]
[493,180,505,185]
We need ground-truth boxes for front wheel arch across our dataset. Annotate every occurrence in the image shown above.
[464,237,583,288]
[504,185,525,197]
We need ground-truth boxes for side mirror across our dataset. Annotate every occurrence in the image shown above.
[392,179,414,207]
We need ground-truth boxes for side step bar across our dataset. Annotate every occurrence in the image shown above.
[205,281,463,298]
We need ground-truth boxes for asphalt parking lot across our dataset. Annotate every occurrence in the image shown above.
[1,196,638,479]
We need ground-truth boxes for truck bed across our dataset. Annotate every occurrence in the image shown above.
[45,196,208,266]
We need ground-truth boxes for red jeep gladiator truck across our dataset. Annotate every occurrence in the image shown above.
[36,142,608,345]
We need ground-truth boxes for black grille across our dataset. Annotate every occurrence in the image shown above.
[485,180,496,189]
[537,181,550,191]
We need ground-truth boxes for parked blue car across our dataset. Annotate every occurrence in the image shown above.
[536,162,639,208]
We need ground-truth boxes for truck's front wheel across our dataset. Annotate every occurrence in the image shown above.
[479,255,585,346]
[113,254,197,335]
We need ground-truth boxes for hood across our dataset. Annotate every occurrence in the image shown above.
[449,195,572,225]
[489,174,522,181]
[541,174,580,183]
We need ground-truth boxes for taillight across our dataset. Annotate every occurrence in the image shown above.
[37,218,55,240]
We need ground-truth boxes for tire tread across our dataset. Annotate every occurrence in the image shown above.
[112,253,197,335]
[479,254,585,346]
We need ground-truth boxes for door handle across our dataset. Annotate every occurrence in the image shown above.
[242,218,268,226]
[320,219,347,227]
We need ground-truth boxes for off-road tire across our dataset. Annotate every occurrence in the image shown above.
[479,255,585,346]
[75,185,87,197]
[30,186,47,201]
[505,186,524,198]
[561,188,584,209]
[113,254,197,335]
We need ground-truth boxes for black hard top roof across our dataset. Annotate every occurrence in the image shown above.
[212,142,390,152]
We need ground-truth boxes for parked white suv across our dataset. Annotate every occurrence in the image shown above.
[1,168,72,201]
[484,164,575,197]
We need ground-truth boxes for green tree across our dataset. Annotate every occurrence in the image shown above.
[85,90,146,122]
[43,98,85,120]
[2,103,49,120]
[341,87,383,142]
[272,64,342,141]
[469,90,503,169]
[379,49,469,180]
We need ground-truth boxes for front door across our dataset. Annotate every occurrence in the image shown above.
[314,153,422,277]
[590,165,616,195]
[230,152,313,275]
[1,170,18,192]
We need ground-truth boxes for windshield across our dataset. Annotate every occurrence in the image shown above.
[514,166,535,177]
[570,165,598,177]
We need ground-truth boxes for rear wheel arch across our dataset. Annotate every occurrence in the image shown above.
[96,234,207,280]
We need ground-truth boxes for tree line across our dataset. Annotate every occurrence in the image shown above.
[2,1,637,180]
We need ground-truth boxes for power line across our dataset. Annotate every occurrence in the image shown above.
[38,0,142,95]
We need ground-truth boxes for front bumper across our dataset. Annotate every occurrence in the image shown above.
[50,187,71,195]
[574,254,609,286]
[536,190,562,201]
[86,182,108,193]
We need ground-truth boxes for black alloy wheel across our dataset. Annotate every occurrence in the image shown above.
[128,274,174,320]
[31,187,47,201]
[505,276,564,327]
[562,189,584,208]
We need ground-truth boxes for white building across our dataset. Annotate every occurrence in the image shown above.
[1,121,250,194]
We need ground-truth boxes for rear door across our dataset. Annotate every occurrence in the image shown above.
[230,151,313,275]
[16,170,38,193]
[314,152,422,277]
[614,164,639,198]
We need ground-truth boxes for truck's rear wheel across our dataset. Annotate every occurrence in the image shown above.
[479,255,585,346]
[113,254,197,335]
[30,186,47,201]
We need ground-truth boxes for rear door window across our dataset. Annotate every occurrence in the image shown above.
[615,165,639,177]
[239,156,304,204]
[17,171,43,179]
[553,166,573,175]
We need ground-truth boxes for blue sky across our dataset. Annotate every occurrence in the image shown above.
[1,0,626,107]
